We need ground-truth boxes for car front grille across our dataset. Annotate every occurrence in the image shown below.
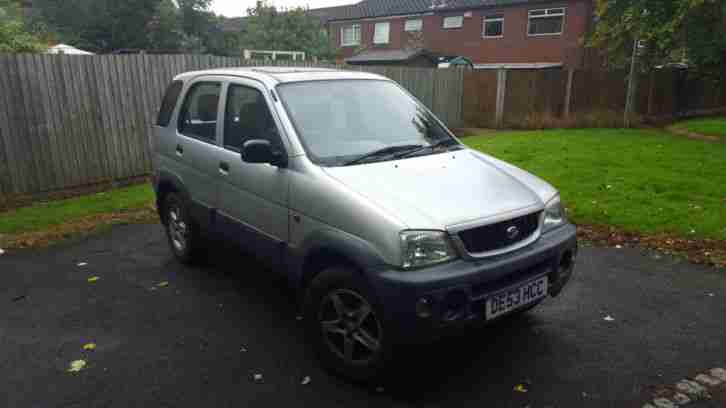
[457,211,541,255]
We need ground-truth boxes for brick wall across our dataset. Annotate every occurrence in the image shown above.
[329,0,592,68]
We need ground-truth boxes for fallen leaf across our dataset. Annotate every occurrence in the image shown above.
[240,346,247,352]
[68,360,87,372]
[157,281,169,287]
[83,343,96,351]
[603,315,615,322]
[77,262,88,267]
[87,276,100,283]
[301,376,311,385]
[513,383,528,393]
[252,373,263,383]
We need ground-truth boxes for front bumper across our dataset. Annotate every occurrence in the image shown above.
[369,223,578,344]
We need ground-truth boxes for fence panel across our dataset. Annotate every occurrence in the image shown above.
[433,68,464,128]
[462,70,498,128]
[503,69,567,127]
[570,70,628,115]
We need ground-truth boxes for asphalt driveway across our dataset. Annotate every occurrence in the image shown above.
[1,224,725,407]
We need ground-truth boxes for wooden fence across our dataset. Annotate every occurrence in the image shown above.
[0,55,464,203]
[0,53,723,204]
[463,68,726,128]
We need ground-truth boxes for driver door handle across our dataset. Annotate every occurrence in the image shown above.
[219,161,230,176]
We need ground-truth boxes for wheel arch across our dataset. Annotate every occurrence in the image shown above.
[296,228,388,293]
[155,171,190,224]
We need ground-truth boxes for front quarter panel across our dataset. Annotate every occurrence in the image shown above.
[287,157,407,273]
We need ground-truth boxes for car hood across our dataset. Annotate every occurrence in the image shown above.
[322,149,557,229]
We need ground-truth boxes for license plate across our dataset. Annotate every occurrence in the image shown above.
[485,276,548,320]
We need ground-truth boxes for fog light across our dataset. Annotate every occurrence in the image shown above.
[416,297,433,319]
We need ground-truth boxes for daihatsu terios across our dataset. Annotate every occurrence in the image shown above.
[151,67,577,380]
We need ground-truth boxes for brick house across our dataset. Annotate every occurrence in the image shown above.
[316,0,594,68]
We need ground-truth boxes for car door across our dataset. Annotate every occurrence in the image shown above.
[173,78,226,232]
[215,79,289,268]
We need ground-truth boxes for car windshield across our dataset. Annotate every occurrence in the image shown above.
[276,79,459,166]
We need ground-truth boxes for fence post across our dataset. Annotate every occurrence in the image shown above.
[563,68,574,119]
[624,39,639,127]
[495,69,507,128]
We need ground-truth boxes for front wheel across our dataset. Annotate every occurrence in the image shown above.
[304,266,391,382]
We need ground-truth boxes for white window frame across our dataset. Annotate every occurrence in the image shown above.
[482,14,504,38]
[527,7,566,37]
[442,15,463,29]
[373,21,390,44]
[404,19,423,32]
[340,24,361,46]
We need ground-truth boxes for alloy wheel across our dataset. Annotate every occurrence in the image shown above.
[167,204,188,253]
[318,289,382,365]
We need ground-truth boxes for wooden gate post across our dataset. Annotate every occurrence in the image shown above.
[563,68,574,119]
[495,69,507,128]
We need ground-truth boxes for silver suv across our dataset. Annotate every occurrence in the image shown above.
[151,67,577,380]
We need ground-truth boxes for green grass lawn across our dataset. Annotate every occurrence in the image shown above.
[465,128,726,241]
[673,116,726,139]
[0,183,155,235]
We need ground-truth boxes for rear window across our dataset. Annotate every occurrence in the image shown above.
[156,80,184,126]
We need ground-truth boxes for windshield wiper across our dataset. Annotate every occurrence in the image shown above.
[394,140,461,159]
[343,144,424,166]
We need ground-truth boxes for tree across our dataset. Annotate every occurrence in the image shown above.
[33,0,163,52]
[147,0,184,51]
[590,0,726,77]
[0,0,46,52]
[240,1,336,60]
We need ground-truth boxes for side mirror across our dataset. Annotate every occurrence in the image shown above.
[241,139,286,167]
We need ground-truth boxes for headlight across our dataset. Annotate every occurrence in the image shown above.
[542,195,567,233]
[400,230,458,269]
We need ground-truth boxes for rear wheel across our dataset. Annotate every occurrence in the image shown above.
[162,192,203,264]
[304,266,391,382]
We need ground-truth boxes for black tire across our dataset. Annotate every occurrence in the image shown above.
[303,266,392,382]
[162,192,203,265]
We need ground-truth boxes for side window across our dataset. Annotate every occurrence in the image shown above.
[157,80,183,126]
[223,84,281,151]
[177,82,221,142]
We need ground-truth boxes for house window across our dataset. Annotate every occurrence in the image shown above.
[528,8,565,36]
[442,15,463,29]
[483,14,504,38]
[374,22,390,44]
[341,24,360,46]
[405,19,423,32]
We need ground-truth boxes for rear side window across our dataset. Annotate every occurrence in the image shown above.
[177,82,221,143]
[156,80,183,126]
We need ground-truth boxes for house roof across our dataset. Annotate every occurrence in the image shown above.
[320,0,557,22]
[346,48,436,63]
[217,0,557,32]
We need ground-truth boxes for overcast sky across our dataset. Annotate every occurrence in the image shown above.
[211,0,357,17]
